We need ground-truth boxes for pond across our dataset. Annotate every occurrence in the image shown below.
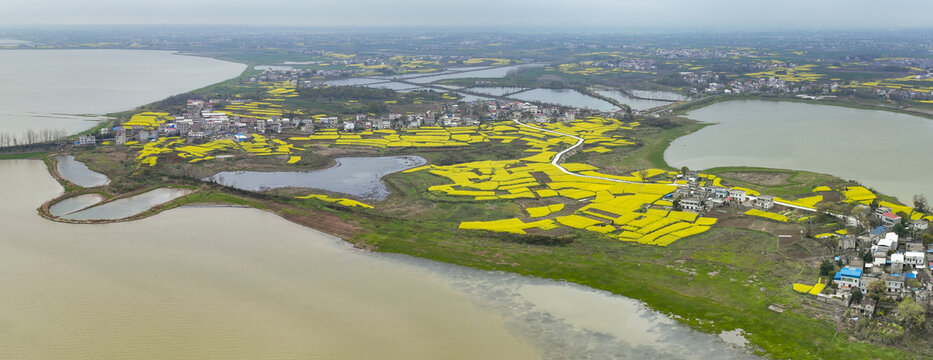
[62,188,192,221]
[665,99,933,203]
[628,89,689,101]
[470,86,528,96]
[407,64,546,84]
[55,155,109,187]
[593,89,674,111]
[48,193,105,217]
[513,88,618,112]
[206,156,427,200]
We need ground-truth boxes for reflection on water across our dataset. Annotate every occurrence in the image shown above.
[384,253,760,360]
[207,156,426,200]
[55,155,109,187]
[63,188,192,220]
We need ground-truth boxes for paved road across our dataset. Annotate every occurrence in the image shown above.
[512,119,835,217]
[511,119,673,187]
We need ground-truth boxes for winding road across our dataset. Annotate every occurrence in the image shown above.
[512,119,826,215]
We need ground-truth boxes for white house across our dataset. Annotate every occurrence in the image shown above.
[77,134,96,146]
[905,252,925,267]
[756,195,775,210]
[680,197,702,212]
[728,189,747,202]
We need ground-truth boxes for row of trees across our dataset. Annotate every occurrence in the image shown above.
[0,129,68,147]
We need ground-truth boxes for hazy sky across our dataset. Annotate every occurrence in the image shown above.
[1,0,931,30]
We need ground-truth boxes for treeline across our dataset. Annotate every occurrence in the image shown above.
[0,129,68,147]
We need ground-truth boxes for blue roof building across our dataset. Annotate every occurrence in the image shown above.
[834,266,863,289]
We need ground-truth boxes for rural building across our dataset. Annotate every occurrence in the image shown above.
[834,266,863,290]
[905,252,925,267]
[850,298,876,318]
[76,135,96,146]
[884,274,904,295]
[729,189,747,202]
[880,212,902,228]
[756,195,775,209]
[680,197,702,212]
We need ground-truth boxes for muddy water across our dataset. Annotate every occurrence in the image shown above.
[0,159,538,360]
[1,159,759,359]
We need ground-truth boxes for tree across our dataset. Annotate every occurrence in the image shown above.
[681,166,689,176]
[913,194,929,214]
[897,298,926,331]
[819,259,835,276]
[862,250,874,264]
[637,169,650,183]
[867,280,885,300]
[849,288,863,306]
[893,222,908,237]
[922,233,933,247]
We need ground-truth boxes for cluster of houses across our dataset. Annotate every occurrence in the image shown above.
[672,171,774,212]
[829,207,933,316]
[85,94,595,147]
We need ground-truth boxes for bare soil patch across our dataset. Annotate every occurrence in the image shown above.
[720,171,790,186]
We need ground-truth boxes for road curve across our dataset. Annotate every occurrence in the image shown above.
[512,119,825,215]
[511,119,671,186]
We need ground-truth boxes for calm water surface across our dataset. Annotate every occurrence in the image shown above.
[1,159,758,359]
[62,188,192,220]
[0,160,537,360]
[48,193,105,217]
[665,100,933,202]
[55,155,109,187]
[207,156,427,200]
[0,50,244,140]
[471,86,528,96]
[513,88,617,112]
[594,89,674,110]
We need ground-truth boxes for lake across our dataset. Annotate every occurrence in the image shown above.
[0,50,245,141]
[55,155,109,187]
[0,159,758,359]
[665,99,933,203]
[207,156,427,200]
